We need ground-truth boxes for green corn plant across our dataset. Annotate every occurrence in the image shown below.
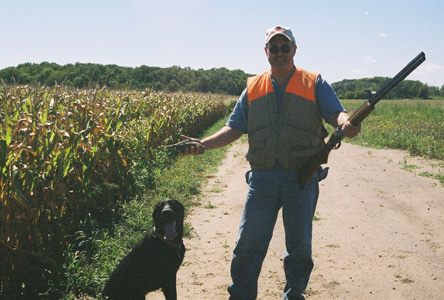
[0,84,235,298]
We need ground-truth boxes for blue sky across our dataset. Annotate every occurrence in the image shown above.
[1,0,443,87]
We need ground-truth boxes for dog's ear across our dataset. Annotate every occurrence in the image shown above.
[152,200,165,227]
[169,199,185,237]
[171,199,185,217]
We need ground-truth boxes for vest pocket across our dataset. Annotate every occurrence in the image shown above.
[286,129,322,164]
[248,136,265,149]
[246,136,268,168]
[288,129,317,150]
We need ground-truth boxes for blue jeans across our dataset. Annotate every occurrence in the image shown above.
[228,167,325,300]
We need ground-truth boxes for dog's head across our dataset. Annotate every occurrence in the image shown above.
[153,199,184,242]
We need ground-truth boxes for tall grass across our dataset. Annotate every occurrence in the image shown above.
[341,100,444,160]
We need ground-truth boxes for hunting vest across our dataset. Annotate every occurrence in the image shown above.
[246,68,327,170]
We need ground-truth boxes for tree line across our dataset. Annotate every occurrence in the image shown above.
[332,77,444,99]
[1,62,443,99]
[0,62,250,95]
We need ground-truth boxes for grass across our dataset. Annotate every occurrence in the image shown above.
[58,114,233,300]
[338,99,444,185]
[419,171,444,186]
[400,157,422,170]
[341,100,444,161]
[401,277,415,284]
[398,155,444,186]
[204,201,217,209]
[395,274,414,284]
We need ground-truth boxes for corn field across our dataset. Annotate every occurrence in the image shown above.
[0,84,235,298]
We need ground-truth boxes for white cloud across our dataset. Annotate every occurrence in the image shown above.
[352,68,367,74]
[363,56,377,63]
[424,63,444,72]
[406,62,444,86]
[415,62,444,76]
[378,33,387,38]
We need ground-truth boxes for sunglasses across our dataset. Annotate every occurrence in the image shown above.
[267,43,293,54]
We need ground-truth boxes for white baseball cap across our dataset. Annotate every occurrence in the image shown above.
[265,25,296,44]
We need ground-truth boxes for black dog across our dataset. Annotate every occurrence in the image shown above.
[103,199,186,300]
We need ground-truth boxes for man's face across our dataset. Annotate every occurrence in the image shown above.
[265,35,296,69]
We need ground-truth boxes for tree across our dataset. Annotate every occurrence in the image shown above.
[197,74,210,93]
[428,86,439,97]
[7,62,441,98]
[409,81,423,99]
[418,85,429,99]
[344,91,355,99]
[354,89,372,99]
[167,79,180,92]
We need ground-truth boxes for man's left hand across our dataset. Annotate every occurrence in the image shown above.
[341,121,361,138]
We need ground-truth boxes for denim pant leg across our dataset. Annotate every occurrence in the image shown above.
[281,174,320,300]
[228,177,281,300]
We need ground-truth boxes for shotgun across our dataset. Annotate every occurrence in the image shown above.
[297,51,426,188]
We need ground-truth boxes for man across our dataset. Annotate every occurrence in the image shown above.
[181,25,360,300]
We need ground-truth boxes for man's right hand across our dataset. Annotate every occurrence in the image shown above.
[177,135,205,155]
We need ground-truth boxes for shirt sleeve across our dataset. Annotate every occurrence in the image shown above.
[226,88,249,134]
[315,75,345,120]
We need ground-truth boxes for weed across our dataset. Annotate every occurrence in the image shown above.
[401,277,414,284]
[191,272,198,280]
[400,157,422,170]
[303,287,319,296]
[204,201,217,209]
[419,172,444,186]
[395,274,414,284]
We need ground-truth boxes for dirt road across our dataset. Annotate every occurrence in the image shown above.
[149,140,444,299]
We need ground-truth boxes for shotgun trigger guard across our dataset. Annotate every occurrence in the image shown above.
[333,127,343,149]
[333,140,341,150]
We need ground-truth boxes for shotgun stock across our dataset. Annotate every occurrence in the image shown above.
[297,51,426,188]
